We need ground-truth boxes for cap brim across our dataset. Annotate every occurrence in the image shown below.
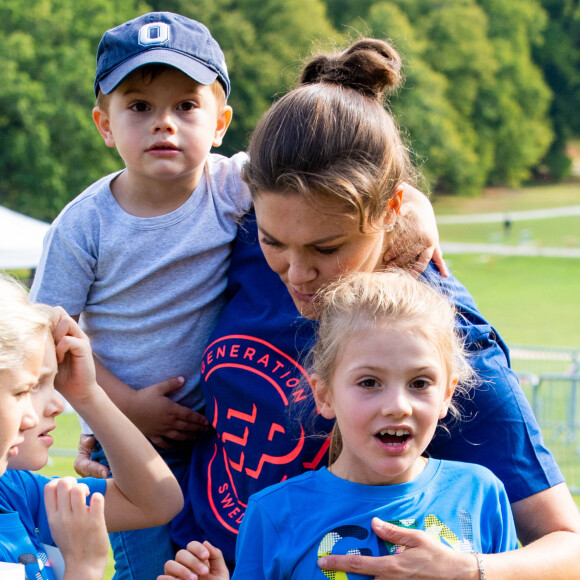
[98,49,218,94]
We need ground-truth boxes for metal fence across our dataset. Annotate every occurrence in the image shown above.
[510,345,580,494]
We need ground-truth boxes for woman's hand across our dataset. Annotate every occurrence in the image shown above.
[317,517,476,580]
[45,477,109,580]
[383,184,448,278]
[158,541,230,580]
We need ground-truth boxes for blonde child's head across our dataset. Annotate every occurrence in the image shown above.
[310,271,474,465]
[0,274,52,372]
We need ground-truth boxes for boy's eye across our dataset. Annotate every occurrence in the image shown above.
[178,101,197,111]
[130,102,149,112]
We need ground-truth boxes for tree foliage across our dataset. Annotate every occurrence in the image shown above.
[0,0,576,220]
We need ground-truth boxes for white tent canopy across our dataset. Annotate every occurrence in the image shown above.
[0,206,50,270]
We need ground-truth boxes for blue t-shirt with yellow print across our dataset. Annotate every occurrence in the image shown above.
[233,459,517,579]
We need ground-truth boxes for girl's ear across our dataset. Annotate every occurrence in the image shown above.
[310,374,336,420]
[92,107,116,148]
[439,377,458,419]
[212,105,233,147]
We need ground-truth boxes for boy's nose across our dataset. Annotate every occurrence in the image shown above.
[154,112,176,134]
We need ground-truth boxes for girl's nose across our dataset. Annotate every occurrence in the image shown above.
[381,387,412,418]
[21,396,39,431]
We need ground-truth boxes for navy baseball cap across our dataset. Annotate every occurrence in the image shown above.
[94,12,230,98]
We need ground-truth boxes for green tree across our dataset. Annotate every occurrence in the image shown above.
[533,0,580,178]
[0,0,148,221]
[151,0,339,153]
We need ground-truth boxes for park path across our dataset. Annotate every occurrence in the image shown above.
[437,205,580,257]
[436,205,580,224]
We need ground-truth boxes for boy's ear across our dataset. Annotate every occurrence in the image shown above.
[310,374,336,420]
[92,107,116,148]
[212,106,233,148]
[439,377,458,419]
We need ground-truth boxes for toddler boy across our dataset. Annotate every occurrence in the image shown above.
[30,11,251,579]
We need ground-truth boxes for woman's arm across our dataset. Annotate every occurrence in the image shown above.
[318,485,580,579]
[52,308,184,532]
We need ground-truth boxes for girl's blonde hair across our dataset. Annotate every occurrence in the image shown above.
[0,274,52,373]
[242,38,417,231]
[310,270,475,463]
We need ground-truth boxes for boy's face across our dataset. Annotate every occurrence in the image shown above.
[93,67,232,192]
[0,336,43,476]
[8,336,64,472]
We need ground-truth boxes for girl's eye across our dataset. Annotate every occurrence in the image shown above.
[410,379,430,390]
[359,378,379,389]
[130,102,149,112]
[314,246,339,255]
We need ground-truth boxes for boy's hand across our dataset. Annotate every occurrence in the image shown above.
[158,540,230,580]
[74,435,110,479]
[44,477,108,580]
[126,378,210,449]
[382,183,448,277]
[51,307,99,404]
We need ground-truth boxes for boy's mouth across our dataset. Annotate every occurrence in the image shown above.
[376,428,411,446]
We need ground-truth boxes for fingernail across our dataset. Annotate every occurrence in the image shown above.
[317,557,327,568]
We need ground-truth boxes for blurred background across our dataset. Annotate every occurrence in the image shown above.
[0,1,578,576]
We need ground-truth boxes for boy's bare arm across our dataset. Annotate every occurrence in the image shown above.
[93,358,209,448]
[71,316,209,448]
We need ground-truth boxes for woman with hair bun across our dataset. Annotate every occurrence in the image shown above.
[165,38,580,579]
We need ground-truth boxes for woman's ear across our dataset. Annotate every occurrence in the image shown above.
[310,374,335,420]
[383,187,403,231]
[92,107,116,148]
[439,377,458,419]
[389,188,404,215]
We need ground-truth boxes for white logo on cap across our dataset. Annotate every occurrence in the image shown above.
[138,22,170,46]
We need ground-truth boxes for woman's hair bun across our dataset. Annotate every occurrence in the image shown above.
[300,38,402,99]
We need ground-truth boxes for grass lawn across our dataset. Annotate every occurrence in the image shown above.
[445,254,580,348]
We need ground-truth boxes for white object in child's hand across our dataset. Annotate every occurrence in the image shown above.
[42,543,65,580]
[0,561,25,579]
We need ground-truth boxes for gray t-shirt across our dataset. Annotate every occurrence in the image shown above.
[31,152,251,414]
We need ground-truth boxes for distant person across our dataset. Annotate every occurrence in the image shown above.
[0,274,182,579]
[30,11,251,578]
[160,271,518,580]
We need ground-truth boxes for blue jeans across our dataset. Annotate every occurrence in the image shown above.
[92,441,192,580]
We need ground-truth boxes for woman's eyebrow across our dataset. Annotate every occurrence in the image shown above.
[257,225,346,246]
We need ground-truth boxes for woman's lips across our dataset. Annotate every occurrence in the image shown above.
[289,286,316,302]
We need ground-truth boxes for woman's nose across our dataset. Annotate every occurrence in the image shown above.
[287,254,317,286]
